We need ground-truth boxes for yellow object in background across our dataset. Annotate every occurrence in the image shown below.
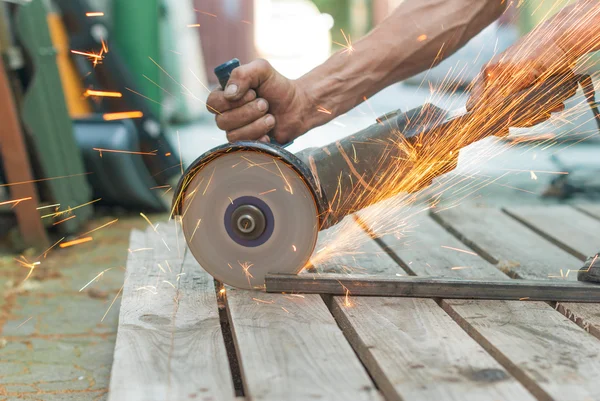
[47,12,92,118]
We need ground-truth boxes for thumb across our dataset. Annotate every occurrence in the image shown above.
[223,59,275,101]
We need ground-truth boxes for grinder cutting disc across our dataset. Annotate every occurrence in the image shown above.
[179,147,320,289]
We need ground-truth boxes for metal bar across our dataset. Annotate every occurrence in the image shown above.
[265,273,600,303]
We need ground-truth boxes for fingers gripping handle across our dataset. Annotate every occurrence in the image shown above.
[214,59,292,147]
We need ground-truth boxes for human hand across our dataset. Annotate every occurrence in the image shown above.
[206,59,312,144]
[467,33,577,127]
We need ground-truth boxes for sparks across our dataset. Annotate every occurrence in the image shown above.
[0,172,92,188]
[93,148,156,157]
[16,316,33,329]
[440,245,478,256]
[0,197,31,206]
[79,218,118,237]
[85,12,104,17]
[259,189,277,195]
[252,297,275,304]
[317,106,332,114]
[333,29,354,54]
[417,34,428,42]
[140,213,158,232]
[79,267,115,292]
[59,237,93,248]
[102,111,144,121]
[71,50,102,59]
[52,215,77,226]
[41,198,101,218]
[85,89,122,98]
[187,23,201,28]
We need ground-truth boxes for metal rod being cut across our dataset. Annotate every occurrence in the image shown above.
[265,273,600,303]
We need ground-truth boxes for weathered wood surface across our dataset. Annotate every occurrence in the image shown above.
[505,206,600,261]
[368,211,600,401]
[432,207,600,399]
[108,225,236,401]
[431,207,581,280]
[575,204,600,220]
[503,205,600,342]
[224,287,382,401]
[312,217,532,401]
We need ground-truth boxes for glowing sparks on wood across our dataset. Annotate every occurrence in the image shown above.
[441,245,478,256]
[417,34,428,42]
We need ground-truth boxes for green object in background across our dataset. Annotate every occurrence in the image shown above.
[15,0,93,234]
[313,0,372,51]
[517,0,573,34]
[112,0,161,117]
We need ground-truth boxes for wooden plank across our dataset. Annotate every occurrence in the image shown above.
[371,211,600,401]
[504,205,600,260]
[434,208,600,400]
[433,206,600,345]
[266,273,600,302]
[502,205,600,343]
[431,207,581,280]
[310,217,533,401]
[575,204,600,221]
[223,285,382,401]
[330,296,534,401]
[108,223,236,401]
[0,56,48,248]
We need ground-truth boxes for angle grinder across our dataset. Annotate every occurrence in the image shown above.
[173,59,596,289]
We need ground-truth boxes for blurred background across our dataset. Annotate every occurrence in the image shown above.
[1,0,599,252]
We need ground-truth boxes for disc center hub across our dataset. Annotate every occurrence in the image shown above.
[231,204,266,240]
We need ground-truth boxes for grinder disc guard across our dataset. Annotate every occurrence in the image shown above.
[179,148,320,289]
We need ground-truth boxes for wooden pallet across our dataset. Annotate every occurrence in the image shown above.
[108,204,600,401]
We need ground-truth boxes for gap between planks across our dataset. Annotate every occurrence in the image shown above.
[354,204,600,401]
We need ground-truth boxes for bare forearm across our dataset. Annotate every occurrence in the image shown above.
[296,0,506,130]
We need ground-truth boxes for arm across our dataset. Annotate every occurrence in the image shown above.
[208,0,506,143]
[298,0,507,130]
[468,0,600,112]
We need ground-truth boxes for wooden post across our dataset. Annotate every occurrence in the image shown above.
[0,57,49,248]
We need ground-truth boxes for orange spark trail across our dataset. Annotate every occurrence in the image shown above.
[0,197,31,206]
[79,219,118,237]
[86,12,104,17]
[59,237,93,248]
[0,173,92,188]
[71,50,102,59]
[194,9,217,17]
[16,316,33,329]
[441,246,478,256]
[187,24,201,28]
[93,147,157,156]
[103,111,144,121]
[125,87,161,105]
[41,198,101,218]
[85,89,122,98]
[52,215,77,226]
